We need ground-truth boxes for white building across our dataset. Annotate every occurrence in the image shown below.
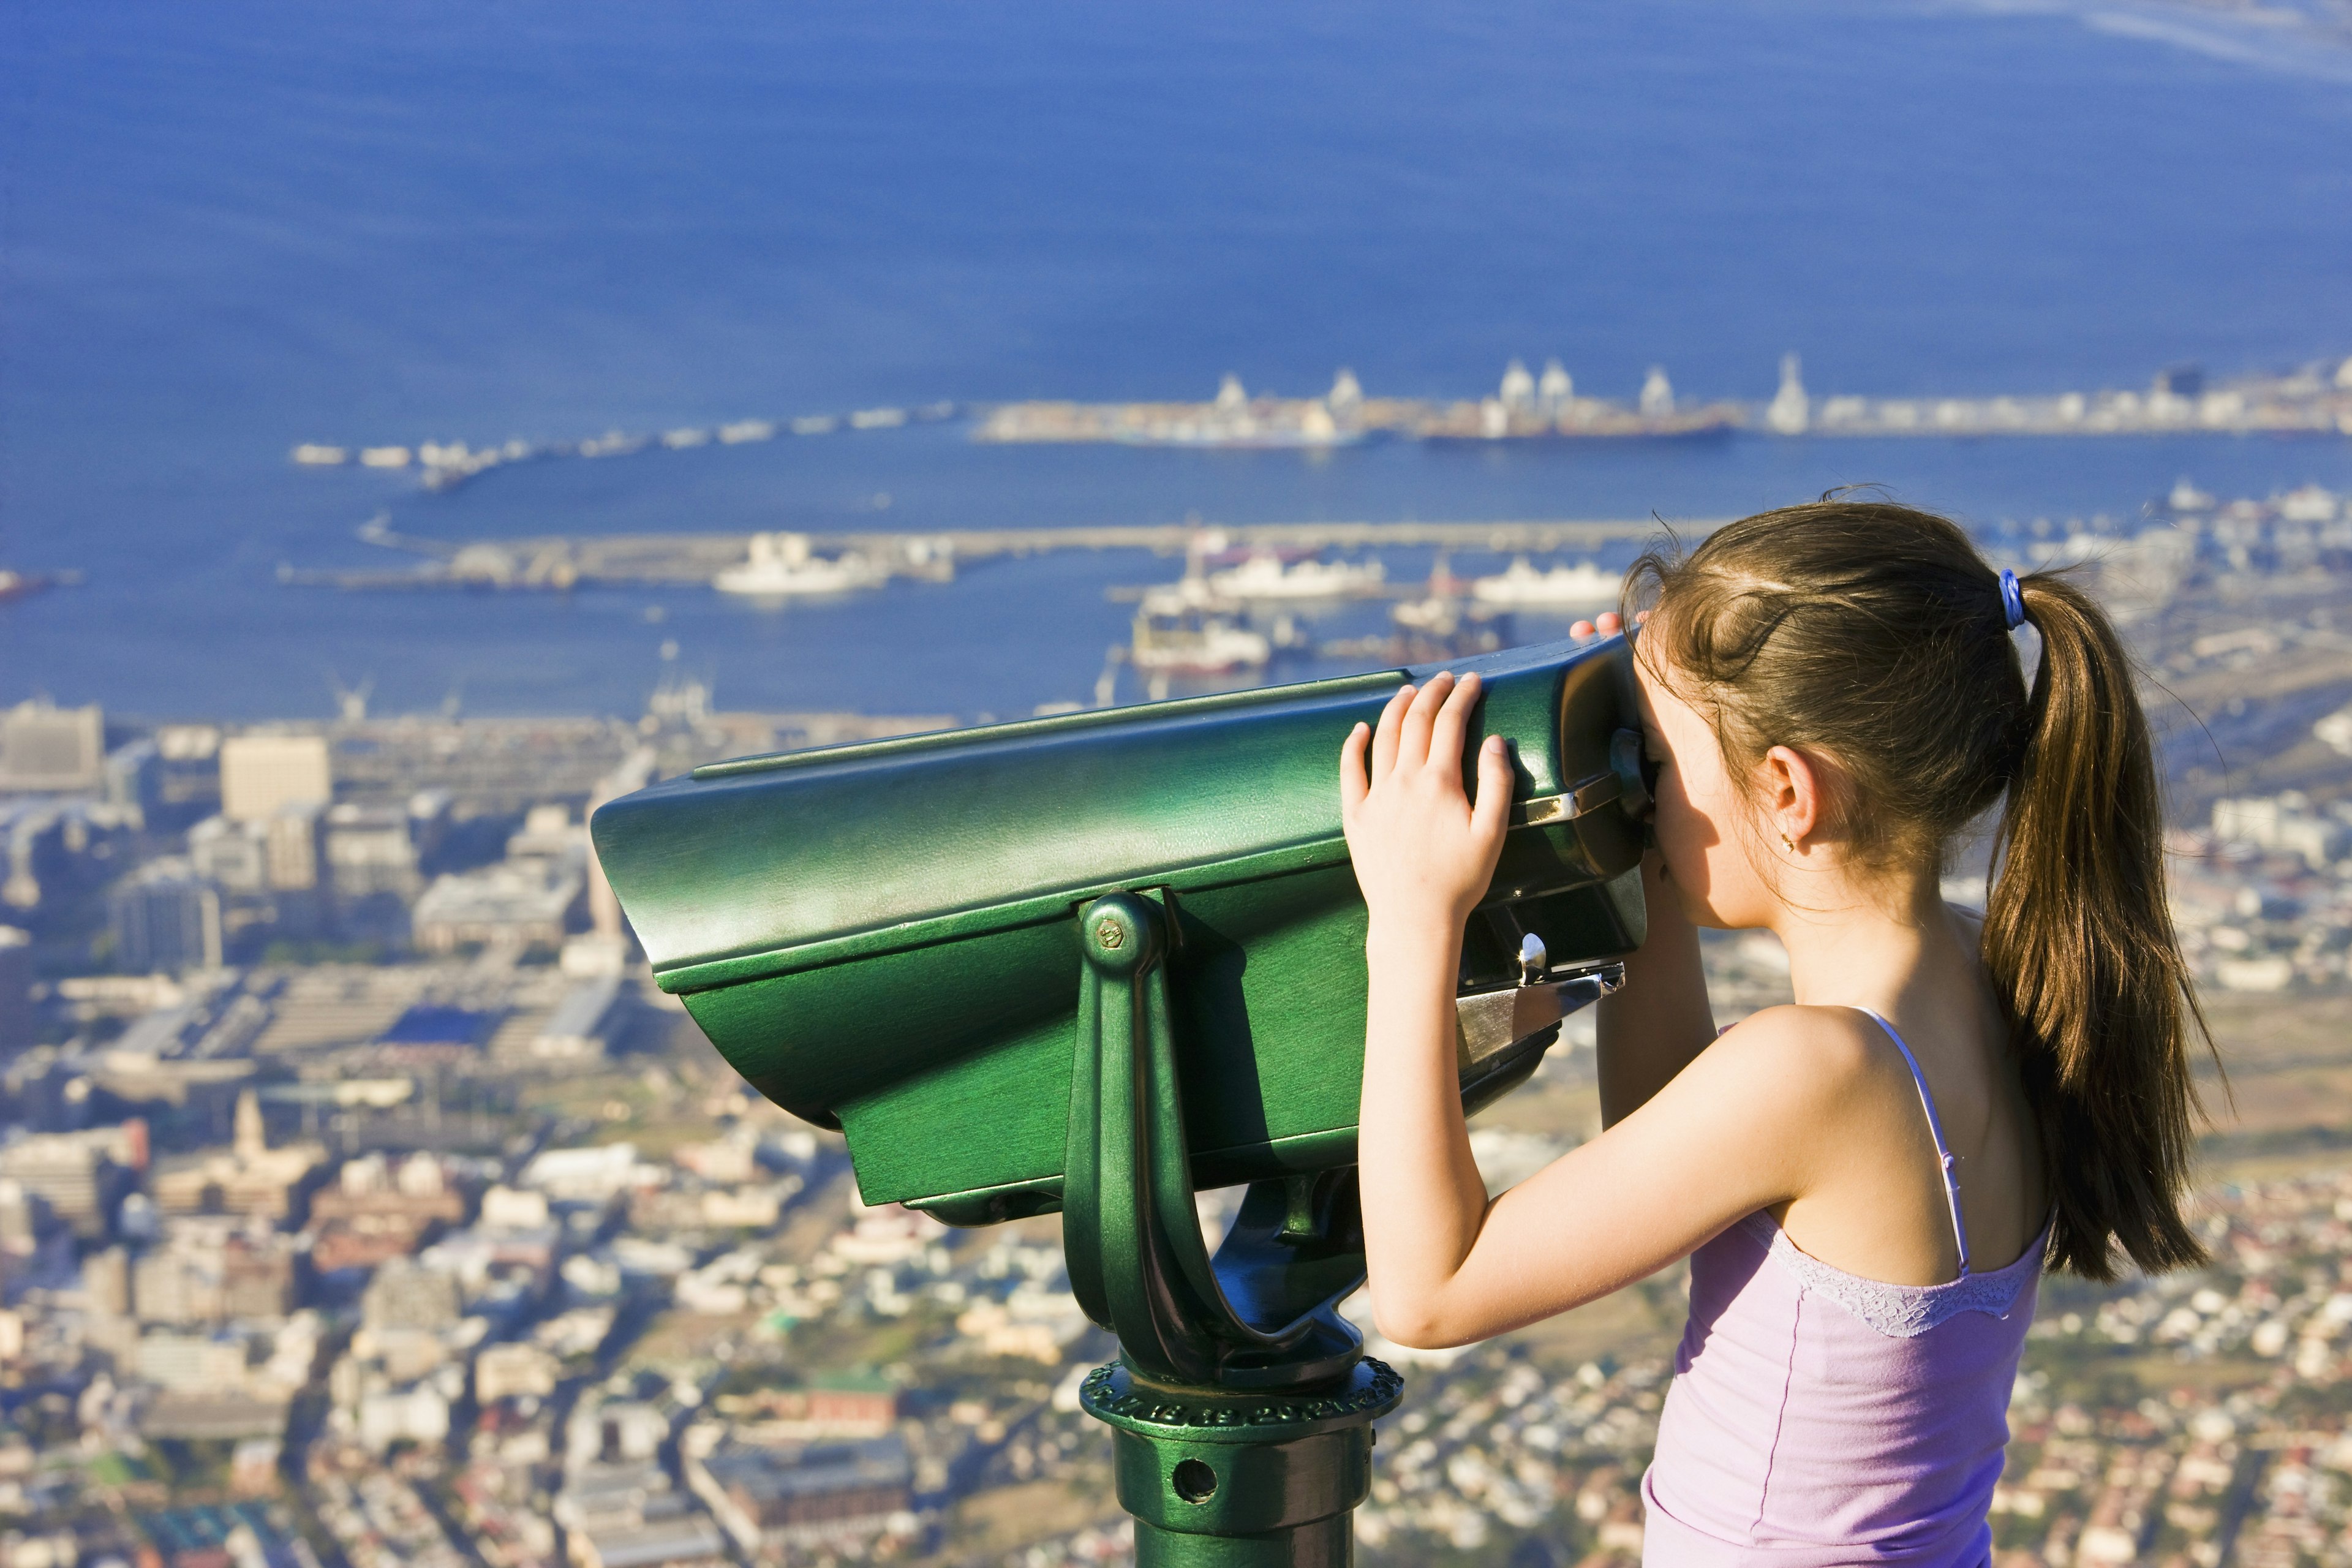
[357,1382,451,1452]
[219,734,331,823]
[475,1341,560,1403]
[412,863,582,954]
[0,701,105,794]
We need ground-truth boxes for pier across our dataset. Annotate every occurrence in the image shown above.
[277,516,1715,594]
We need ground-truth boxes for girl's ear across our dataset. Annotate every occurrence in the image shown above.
[1758,744,1826,851]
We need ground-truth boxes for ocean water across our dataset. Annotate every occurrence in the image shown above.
[4,0,2351,723]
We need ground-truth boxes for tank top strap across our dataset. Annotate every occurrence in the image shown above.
[1849,1006,1971,1278]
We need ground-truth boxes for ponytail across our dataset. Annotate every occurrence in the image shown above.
[1632,498,2213,1283]
[1984,573,2209,1281]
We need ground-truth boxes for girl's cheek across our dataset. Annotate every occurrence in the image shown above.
[1652,805,1694,880]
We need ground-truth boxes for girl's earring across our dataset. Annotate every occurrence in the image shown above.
[1780,832,1795,853]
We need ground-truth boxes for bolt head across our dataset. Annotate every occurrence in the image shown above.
[1095,919,1125,950]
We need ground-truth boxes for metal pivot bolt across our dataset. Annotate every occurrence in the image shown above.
[1084,899,1152,973]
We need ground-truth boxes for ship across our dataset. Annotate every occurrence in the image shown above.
[982,374,1371,450]
[1417,364,1742,442]
[1367,557,1512,660]
[1469,558,1621,609]
[0,568,75,605]
[1128,581,1272,674]
[1206,551,1386,600]
[714,532,885,597]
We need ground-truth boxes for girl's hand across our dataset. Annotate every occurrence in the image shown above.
[1339,671,1513,937]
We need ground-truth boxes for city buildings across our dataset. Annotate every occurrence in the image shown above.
[0,489,2341,1565]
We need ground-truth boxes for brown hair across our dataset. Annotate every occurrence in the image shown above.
[1626,496,2208,1281]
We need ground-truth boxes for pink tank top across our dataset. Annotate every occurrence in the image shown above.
[1642,1008,2048,1567]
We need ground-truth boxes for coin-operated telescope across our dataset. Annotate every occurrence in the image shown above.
[592,635,1650,1566]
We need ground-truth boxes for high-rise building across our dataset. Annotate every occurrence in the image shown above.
[109,861,224,973]
[134,1221,301,1324]
[221,1231,299,1321]
[189,817,270,895]
[0,1133,127,1239]
[84,1245,134,1317]
[263,805,322,891]
[103,740,161,823]
[0,701,105,794]
[219,734,331,823]
[0,927,31,1053]
[0,1180,54,1254]
[133,1238,224,1325]
[188,809,324,940]
[361,1256,461,1335]
[323,803,421,899]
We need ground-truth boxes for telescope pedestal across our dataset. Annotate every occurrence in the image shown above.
[1081,1359,1401,1567]
[1062,892,1401,1566]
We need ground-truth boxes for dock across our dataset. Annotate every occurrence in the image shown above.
[277,517,1718,593]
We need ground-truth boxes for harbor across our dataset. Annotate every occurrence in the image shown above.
[276,516,1659,701]
[287,351,2352,489]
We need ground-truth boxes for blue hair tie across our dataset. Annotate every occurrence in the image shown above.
[1997,568,2026,630]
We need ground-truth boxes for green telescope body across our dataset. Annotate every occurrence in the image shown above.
[590,635,1649,1227]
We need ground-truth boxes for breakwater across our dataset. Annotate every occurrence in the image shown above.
[278,516,1709,594]
[287,352,2352,490]
[287,401,962,493]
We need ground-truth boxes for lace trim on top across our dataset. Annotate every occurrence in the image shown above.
[1738,1213,2048,1340]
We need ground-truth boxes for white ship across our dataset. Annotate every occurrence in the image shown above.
[1129,583,1271,673]
[1207,552,1385,600]
[1379,558,1509,657]
[714,532,884,597]
[1469,558,1619,609]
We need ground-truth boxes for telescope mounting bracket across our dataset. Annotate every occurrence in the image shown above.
[1061,890,1376,1393]
[1061,889,1403,1562]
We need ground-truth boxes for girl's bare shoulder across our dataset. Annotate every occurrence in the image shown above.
[1631,1005,1899,1199]
[1711,1004,1899,1099]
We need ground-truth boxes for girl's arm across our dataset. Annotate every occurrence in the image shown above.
[1344,674,1510,1325]
[1344,673,1833,1349]
[1372,1007,1846,1346]
[1596,854,1717,1126]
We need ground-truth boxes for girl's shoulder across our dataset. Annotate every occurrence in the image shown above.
[1627,1005,1903,1207]
[1713,1004,1901,1093]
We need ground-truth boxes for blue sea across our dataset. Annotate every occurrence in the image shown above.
[5,0,2351,723]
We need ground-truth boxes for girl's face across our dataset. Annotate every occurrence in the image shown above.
[1632,643,1782,932]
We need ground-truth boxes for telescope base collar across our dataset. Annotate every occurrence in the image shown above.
[1082,1358,1401,1562]
[1080,1357,1401,1444]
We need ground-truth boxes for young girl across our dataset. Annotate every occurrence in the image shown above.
[1340,499,2207,1566]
